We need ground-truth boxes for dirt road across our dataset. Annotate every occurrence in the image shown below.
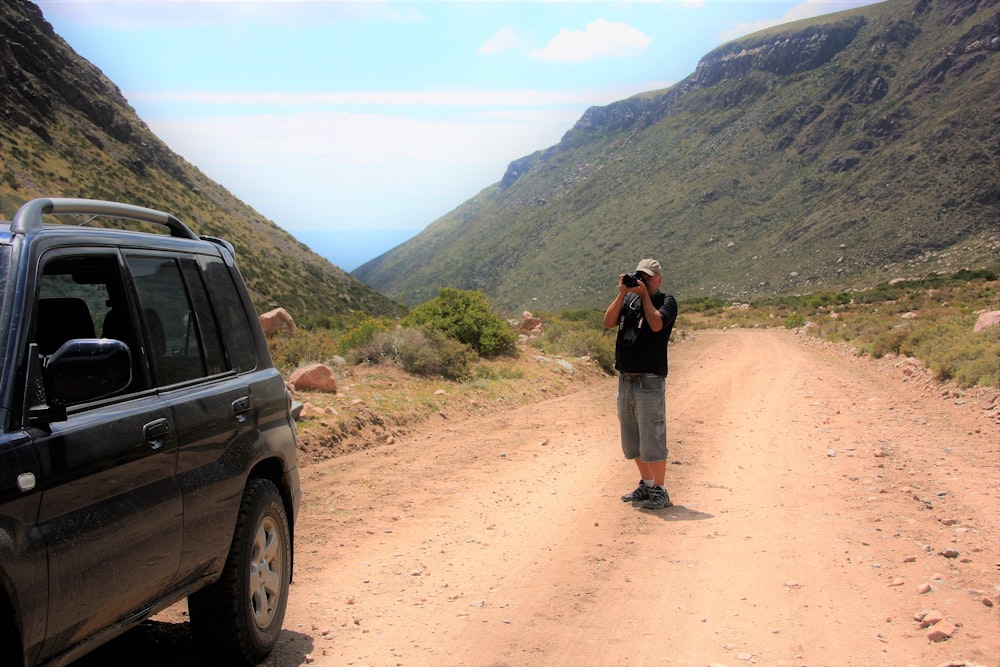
[84,329,999,667]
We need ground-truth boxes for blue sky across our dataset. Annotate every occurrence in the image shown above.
[38,0,883,270]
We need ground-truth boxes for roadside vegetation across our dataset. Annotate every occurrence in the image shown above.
[271,268,999,392]
[269,271,997,462]
[679,269,1000,388]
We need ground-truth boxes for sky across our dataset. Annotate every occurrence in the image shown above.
[37,0,883,270]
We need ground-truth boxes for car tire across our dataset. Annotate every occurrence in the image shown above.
[189,478,291,666]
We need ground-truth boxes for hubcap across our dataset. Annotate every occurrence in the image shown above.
[249,515,283,628]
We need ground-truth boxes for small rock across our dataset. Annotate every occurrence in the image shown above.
[919,610,944,628]
[926,619,957,642]
[917,583,932,594]
[289,363,338,392]
[982,596,995,608]
[889,578,905,587]
[938,549,959,559]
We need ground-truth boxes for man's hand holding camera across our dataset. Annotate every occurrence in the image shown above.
[619,271,650,298]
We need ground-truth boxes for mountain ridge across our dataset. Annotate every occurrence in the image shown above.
[354,0,999,313]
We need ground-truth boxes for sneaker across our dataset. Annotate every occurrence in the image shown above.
[621,480,651,503]
[641,485,672,509]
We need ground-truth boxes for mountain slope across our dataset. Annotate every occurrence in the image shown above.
[0,0,405,322]
[354,0,999,313]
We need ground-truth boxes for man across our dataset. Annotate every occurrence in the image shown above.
[602,258,678,509]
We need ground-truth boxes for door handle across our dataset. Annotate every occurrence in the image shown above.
[143,418,169,450]
[232,396,251,423]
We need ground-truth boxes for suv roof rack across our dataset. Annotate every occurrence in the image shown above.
[11,198,199,240]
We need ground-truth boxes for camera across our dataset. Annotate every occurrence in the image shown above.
[622,272,645,288]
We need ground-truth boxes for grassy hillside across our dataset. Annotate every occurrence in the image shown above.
[354,0,999,314]
[0,0,406,324]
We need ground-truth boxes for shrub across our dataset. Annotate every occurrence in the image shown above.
[404,288,516,357]
[784,312,806,329]
[529,311,617,373]
[397,328,474,379]
[560,328,616,373]
[338,316,390,354]
[682,296,727,313]
[351,326,474,379]
[267,328,341,374]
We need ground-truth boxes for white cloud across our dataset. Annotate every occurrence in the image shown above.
[143,108,579,228]
[37,0,419,29]
[479,25,527,55]
[531,18,651,62]
[127,87,645,108]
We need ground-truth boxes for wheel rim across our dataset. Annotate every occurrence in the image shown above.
[248,514,284,628]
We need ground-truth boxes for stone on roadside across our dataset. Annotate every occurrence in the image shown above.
[259,307,296,337]
[926,619,957,642]
[919,610,944,628]
[289,363,338,392]
[300,402,336,419]
[972,310,1000,332]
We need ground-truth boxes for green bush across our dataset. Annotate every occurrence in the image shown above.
[784,312,806,329]
[267,328,341,373]
[337,316,390,354]
[404,288,516,357]
[351,326,474,379]
[529,311,617,373]
[397,328,474,379]
[682,296,727,313]
[560,328,616,373]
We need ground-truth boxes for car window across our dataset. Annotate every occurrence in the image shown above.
[200,255,257,373]
[179,258,227,376]
[34,254,146,394]
[127,255,210,386]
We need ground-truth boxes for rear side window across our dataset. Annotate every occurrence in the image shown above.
[127,255,211,386]
[200,255,257,373]
[179,258,227,376]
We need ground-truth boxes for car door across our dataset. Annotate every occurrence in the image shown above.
[26,250,183,663]
[123,252,256,575]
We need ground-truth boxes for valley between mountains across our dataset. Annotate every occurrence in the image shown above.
[82,329,999,667]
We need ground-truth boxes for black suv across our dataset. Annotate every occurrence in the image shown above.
[0,198,301,667]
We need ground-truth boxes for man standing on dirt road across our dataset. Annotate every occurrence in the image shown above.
[603,258,678,510]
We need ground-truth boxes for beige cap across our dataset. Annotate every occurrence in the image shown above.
[635,258,661,276]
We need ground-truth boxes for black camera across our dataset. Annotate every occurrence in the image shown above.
[622,272,645,288]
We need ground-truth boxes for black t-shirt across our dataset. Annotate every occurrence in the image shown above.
[614,292,678,376]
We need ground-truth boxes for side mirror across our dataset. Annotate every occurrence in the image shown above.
[27,340,132,422]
